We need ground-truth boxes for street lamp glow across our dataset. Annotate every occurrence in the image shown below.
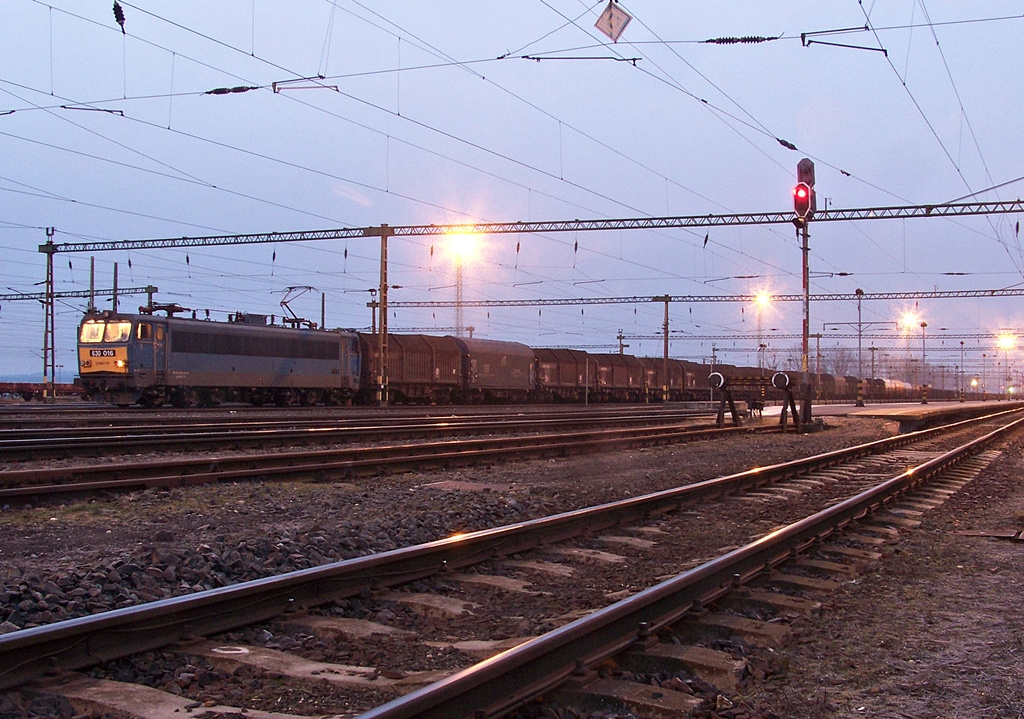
[997,333,1016,351]
[446,233,479,339]
[446,233,478,263]
[898,311,919,333]
[753,289,771,374]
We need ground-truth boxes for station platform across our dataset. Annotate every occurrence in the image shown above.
[765,400,1024,433]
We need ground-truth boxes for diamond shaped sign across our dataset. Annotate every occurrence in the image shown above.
[594,1,632,43]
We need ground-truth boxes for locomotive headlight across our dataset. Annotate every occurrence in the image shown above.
[115,360,127,368]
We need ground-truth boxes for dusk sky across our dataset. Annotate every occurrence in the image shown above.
[2,1,1023,385]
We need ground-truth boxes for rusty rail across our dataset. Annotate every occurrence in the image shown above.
[0,422,764,499]
[0,409,1020,693]
[357,414,1024,719]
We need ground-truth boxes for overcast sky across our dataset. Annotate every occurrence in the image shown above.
[2,1,1023,383]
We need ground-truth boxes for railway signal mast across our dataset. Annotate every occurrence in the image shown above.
[794,158,816,423]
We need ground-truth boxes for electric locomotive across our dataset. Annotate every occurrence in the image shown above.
[77,308,361,407]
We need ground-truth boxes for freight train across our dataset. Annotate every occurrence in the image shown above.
[75,308,952,407]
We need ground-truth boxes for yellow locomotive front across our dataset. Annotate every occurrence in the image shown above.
[77,314,143,406]
[78,316,132,373]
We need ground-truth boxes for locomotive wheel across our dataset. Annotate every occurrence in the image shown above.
[273,389,295,407]
[138,390,167,409]
[198,389,222,408]
[171,388,198,408]
[299,389,322,406]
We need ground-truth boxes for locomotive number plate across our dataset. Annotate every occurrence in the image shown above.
[90,349,117,357]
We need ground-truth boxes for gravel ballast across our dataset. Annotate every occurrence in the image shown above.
[1,416,1022,718]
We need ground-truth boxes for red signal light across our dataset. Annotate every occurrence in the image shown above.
[793,182,812,220]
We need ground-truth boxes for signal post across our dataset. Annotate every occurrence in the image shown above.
[793,159,816,426]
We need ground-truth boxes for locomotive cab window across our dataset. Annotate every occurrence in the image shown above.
[103,321,133,343]
[137,323,153,340]
[79,321,105,343]
[81,320,133,343]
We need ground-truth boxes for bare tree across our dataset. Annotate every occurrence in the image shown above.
[824,346,855,376]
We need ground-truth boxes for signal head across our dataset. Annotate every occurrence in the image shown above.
[793,182,813,223]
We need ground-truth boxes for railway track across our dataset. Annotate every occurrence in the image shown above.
[0,402,714,430]
[1,409,1020,718]
[0,419,768,502]
[0,407,717,461]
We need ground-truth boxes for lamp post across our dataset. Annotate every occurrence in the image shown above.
[364,288,378,334]
[754,291,770,376]
[753,292,771,410]
[653,295,671,401]
[920,321,927,403]
[367,224,395,406]
[959,341,965,402]
[455,254,464,337]
[855,288,864,374]
[982,353,988,400]
[447,233,478,338]
[998,333,1015,400]
[853,289,865,405]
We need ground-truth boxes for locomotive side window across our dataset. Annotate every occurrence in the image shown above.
[80,321,105,343]
[103,321,133,343]
[172,329,340,359]
[137,323,153,340]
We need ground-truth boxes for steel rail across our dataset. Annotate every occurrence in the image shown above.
[6,404,1016,493]
[0,406,709,431]
[0,409,1017,690]
[0,423,761,499]
[357,414,1024,719]
[0,411,713,459]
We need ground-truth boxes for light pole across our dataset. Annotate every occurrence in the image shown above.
[982,353,988,400]
[959,341,965,402]
[368,224,395,406]
[363,288,378,334]
[653,295,671,401]
[754,290,770,376]
[998,333,1015,400]
[855,287,864,377]
[447,233,478,338]
[854,288,865,405]
[455,255,464,336]
[920,321,927,403]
